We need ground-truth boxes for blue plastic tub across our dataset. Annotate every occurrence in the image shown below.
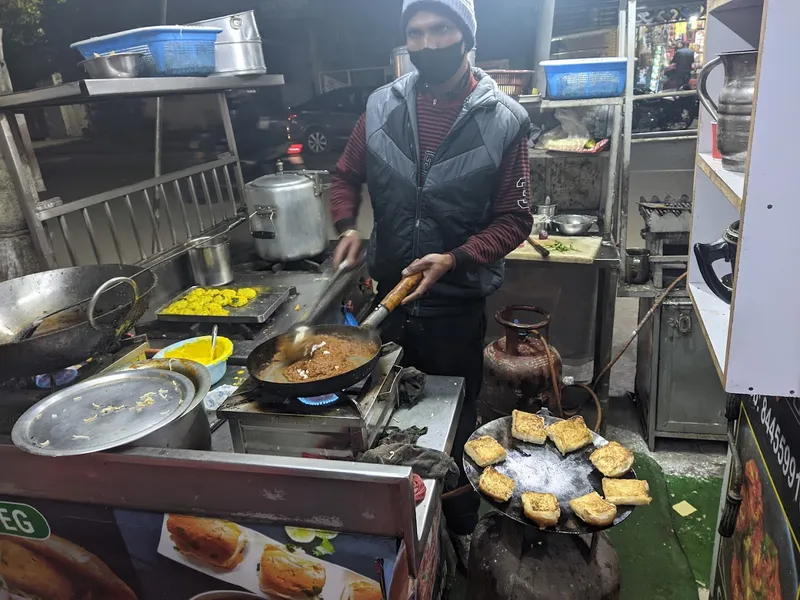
[71,26,221,77]
[541,57,627,100]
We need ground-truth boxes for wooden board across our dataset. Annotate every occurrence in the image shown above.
[506,235,603,264]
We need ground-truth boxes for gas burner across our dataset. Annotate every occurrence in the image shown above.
[297,393,340,406]
[35,369,79,389]
[218,347,404,459]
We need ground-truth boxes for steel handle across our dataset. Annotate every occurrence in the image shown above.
[87,277,139,333]
[360,273,423,330]
[248,207,277,240]
[697,55,722,121]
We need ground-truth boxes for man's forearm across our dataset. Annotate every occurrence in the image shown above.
[330,113,368,234]
[450,212,533,266]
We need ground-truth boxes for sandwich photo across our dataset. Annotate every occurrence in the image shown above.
[569,491,617,527]
[511,410,546,444]
[589,441,634,477]
[259,543,327,599]
[546,416,594,455]
[464,436,507,467]
[166,514,247,571]
[521,492,561,527]
[478,467,515,502]
[0,533,137,600]
[340,578,382,600]
[601,478,652,506]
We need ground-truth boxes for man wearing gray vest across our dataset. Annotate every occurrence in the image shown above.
[330,0,532,559]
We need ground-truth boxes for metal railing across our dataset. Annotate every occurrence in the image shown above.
[35,155,244,268]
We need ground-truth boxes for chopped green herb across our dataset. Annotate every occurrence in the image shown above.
[312,538,335,557]
[285,542,299,553]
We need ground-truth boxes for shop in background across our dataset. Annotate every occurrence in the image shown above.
[636,3,706,92]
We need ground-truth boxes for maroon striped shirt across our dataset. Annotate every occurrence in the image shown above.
[330,73,532,267]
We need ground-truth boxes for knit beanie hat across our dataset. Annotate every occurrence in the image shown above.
[401,0,477,50]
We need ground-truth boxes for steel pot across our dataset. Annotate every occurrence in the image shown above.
[244,163,329,262]
[693,220,739,304]
[188,236,234,286]
[124,359,212,450]
[189,11,266,75]
[698,51,758,172]
[625,249,651,284]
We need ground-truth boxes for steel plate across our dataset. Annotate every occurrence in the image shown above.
[12,370,196,456]
[464,414,637,534]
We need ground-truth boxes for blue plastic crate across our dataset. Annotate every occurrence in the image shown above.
[71,26,221,77]
[541,57,627,100]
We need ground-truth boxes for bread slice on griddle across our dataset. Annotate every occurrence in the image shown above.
[512,410,547,444]
[464,436,507,467]
[546,415,594,455]
[521,492,561,527]
[478,467,515,502]
[602,478,652,506]
[590,441,635,478]
[569,492,617,527]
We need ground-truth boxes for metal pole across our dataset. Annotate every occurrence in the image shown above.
[217,92,246,206]
[601,8,626,242]
[532,0,556,94]
[152,0,168,253]
[618,0,637,263]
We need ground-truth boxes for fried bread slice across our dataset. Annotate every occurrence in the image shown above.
[478,467,515,502]
[590,441,635,477]
[464,436,507,467]
[569,491,617,527]
[546,415,594,455]
[602,478,652,506]
[521,492,561,527]
[512,410,547,444]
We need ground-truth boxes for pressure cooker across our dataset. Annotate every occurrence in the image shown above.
[244,161,330,262]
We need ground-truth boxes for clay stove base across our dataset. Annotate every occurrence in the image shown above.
[468,512,620,600]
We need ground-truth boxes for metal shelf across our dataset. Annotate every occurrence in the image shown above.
[618,282,689,298]
[0,75,286,110]
[519,96,623,109]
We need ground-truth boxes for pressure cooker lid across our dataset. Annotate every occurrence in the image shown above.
[724,220,740,245]
[247,172,312,191]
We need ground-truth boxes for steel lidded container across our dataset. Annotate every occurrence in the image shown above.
[244,164,329,262]
[189,11,267,75]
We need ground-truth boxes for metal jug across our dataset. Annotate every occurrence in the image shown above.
[698,51,758,172]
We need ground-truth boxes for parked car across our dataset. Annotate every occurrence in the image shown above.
[288,87,374,154]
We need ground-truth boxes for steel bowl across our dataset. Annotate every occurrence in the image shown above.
[78,53,143,79]
[550,214,595,236]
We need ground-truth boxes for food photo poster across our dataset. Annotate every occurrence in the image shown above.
[0,495,396,599]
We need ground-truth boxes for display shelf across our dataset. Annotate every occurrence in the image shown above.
[707,0,762,14]
[519,96,623,109]
[0,75,286,110]
[696,153,743,211]
[687,283,729,379]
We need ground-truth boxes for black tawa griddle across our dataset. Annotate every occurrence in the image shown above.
[464,413,638,534]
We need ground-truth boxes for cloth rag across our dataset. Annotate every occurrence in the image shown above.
[361,442,460,490]
[397,367,427,407]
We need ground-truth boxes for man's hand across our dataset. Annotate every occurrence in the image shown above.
[333,231,362,268]
[401,253,455,304]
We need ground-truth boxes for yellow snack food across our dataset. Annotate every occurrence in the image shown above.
[162,338,229,363]
[162,287,257,316]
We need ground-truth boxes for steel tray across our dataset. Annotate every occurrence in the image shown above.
[155,286,291,324]
[464,413,638,534]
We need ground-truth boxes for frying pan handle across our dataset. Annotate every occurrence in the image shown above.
[88,277,139,332]
[360,273,423,330]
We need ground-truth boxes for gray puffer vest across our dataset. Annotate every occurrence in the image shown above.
[365,68,530,316]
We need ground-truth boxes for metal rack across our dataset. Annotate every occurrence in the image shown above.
[0,74,285,269]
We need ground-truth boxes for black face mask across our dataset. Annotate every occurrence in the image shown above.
[409,42,466,85]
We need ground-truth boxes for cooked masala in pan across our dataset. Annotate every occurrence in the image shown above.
[277,334,377,382]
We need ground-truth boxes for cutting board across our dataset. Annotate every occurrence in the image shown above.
[506,235,603,264]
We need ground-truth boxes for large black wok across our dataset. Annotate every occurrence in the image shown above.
[246,273,422,398]
[0,265,157,379]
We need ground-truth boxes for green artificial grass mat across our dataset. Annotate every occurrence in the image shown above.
[606,453,707,600]
[665,474,723,588]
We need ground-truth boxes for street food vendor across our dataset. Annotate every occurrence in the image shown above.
[330,0,532,561]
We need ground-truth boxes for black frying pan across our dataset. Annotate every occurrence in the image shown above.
[464,413,637,535]
[246,273,422,398]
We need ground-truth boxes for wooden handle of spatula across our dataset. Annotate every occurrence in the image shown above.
[381,272,424,313]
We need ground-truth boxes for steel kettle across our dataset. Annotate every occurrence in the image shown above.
[697,51,758,173]
[693,221,739,304]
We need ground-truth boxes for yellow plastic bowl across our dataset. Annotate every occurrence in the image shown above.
[155,336,233,384]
